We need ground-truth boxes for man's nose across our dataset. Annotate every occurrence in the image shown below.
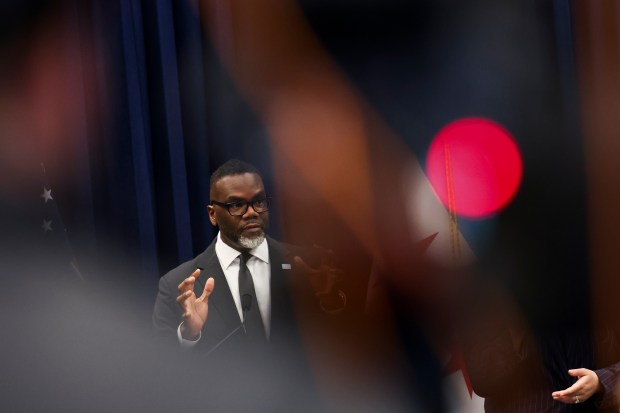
[243,204,259,218]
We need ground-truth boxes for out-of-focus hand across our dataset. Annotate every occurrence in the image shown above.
[293,246,346,312]
[552,368,603,404]
[176,269,214,340]
[292,246,341,297]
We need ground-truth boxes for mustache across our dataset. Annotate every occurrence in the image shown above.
[241,221,264,230]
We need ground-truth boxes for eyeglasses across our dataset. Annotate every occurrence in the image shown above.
[211,197,271,216]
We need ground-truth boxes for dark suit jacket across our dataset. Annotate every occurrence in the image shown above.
[152,236,308,354]
[152,237,330,411]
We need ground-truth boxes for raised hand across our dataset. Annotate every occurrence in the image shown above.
[176,269,215,340]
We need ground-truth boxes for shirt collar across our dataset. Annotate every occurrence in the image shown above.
[216,232,270,269]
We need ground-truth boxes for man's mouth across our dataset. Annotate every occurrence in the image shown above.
[242,223,263,234]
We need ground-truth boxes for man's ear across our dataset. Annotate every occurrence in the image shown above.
[207,205,218,227]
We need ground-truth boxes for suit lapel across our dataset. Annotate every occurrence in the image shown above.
[194,239,242,326]
[190,237,298,344]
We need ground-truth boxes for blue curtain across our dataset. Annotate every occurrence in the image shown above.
[65,0,276,294]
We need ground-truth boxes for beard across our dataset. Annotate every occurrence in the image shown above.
[238,232,266,249]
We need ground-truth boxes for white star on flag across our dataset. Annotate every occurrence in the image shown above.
[41,187,53,203]
[42,219,53,232]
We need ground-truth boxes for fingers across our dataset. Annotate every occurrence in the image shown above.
[552,388,573,399]
[568,368,589,378]
[552,385,579,404]
[176,290,193,304]
[176,269,202,317]
[176,289,195,318]
[177,268,201,293]
[197,277,215,302]
[552,394,580,404]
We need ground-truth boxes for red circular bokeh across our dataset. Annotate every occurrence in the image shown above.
[426,117,523,218]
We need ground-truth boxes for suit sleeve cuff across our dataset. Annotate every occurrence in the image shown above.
[177,322,201,347]
[593,365,620,408]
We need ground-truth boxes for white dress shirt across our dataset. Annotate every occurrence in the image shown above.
[214,232,271,337]
[178,232,271,344]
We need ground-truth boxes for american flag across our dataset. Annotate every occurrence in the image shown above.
[39,162,84,282]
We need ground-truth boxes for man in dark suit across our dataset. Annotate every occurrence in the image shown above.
[152,159,345,356]
[153,160,346,411]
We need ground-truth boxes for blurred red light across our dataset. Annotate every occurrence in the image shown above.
[426,117,523,218]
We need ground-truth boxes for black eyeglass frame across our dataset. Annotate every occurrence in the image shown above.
[210,197,271,216]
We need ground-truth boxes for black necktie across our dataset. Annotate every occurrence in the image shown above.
[238,252,266,341]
